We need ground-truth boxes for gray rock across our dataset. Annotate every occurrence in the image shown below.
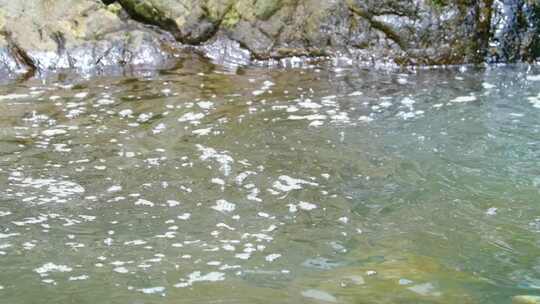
[489,0,540,63]
[0,0,539,79]
[0,0,182,79]
[114,0,507,65]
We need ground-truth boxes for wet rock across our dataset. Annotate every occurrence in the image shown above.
[340,275,365,287]
[0,0,539,78]
[114,0,506,66]
[489,0,540,63]
[301,289,337,303]
[302,257,344,270]
[407,282,442,297]
[0,0,182,79]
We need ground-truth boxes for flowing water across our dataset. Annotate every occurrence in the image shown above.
[0,58,539,304]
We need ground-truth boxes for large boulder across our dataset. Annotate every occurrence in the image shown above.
[0,0,181,78]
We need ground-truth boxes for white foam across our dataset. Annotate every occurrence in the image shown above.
[211,178,225,186]
[124,240,147,246]
[0,233,19,239]
[152,123,166,134]
[298,99,322,109]
[265,254,282,262]
[178,112,205,123]
[11,176,85,200]
[197,101,214,109]
[197,145,234,176]
[174,271,225,288]
[527,94,540,108]
[288,114,327,121]
[450,95,477,103]
[96,98,114,105]
[137,286,165,294]
[167,200,180,207]
[107,185,122,193]
[211,199,236,212]
[526,75,540,81]
[35,263,72,276]
[358,116,373,123]
[69,275,89,281]
[235,171,255,185]
[298,201,317,211]
[137,113,153,122]
[482,82,495,89]
[193,127,212,136]
[486,207,498,216]
[42,129,67,137]
[74,92,88,98]
[401,97,415,107]
[0,93,29,101]
[134,199,155,207]
[235,253,251,260]
[113,267,129,274]
[273,175,319,192]
[118,109,133,117]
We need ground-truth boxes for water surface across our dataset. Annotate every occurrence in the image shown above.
[0,60,539,303]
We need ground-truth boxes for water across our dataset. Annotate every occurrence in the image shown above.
[0,58,539,303]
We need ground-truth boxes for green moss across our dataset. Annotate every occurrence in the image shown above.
[430,0,448,8]
[132,1,161,21]
[222,7,241,28]
[106,2,123,15]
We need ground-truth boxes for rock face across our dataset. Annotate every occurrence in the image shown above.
[116,0,492,65]
[489,0,540,62]
[0,0,180,78]
[114,0,540,65]
[0,0,538,78]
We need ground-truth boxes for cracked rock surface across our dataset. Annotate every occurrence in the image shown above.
[0,0,538,78]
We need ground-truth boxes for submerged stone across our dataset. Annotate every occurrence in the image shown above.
[407,283,442,297]
[301,289,337,303]
[513,295,540,304]
[302,257,344,270]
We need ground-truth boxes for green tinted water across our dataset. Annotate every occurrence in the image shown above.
[0,60,539,303]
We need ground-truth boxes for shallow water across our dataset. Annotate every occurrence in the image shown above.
[0,59,539,303]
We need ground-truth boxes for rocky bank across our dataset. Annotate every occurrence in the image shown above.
[0,0,539,78]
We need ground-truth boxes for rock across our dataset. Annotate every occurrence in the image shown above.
[301,289,337,303]
[302,257,344,270]
[0,0,182,79]
[407,282,442,297]
[489,0,540,63]
[114,0,514,65]
[513,295,540,304]
[0,0,539,79]
[341,275,365,286]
